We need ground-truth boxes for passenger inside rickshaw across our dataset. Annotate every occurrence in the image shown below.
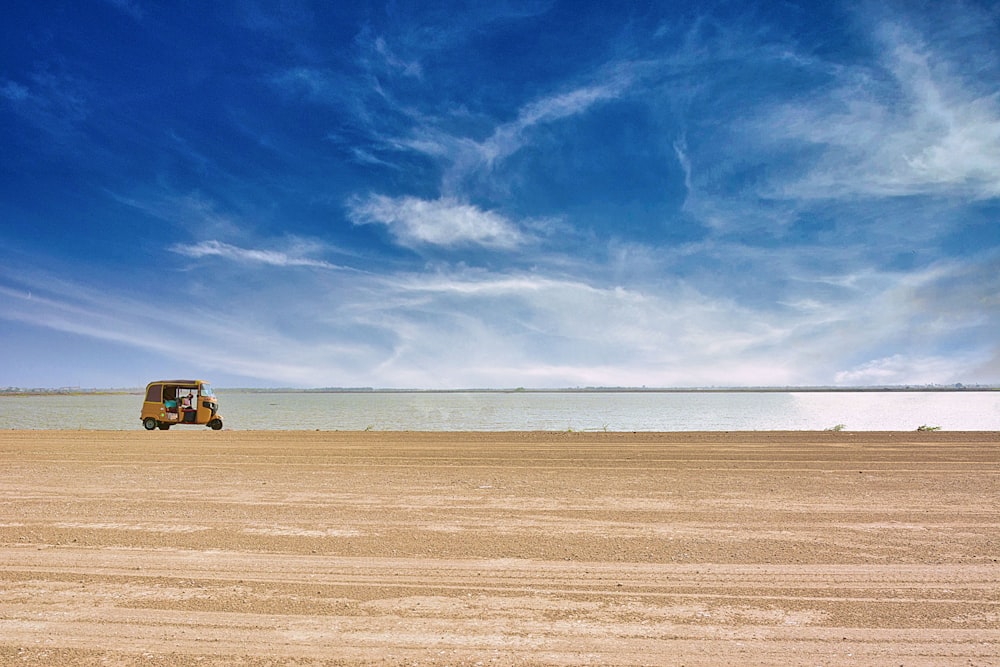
[180,388,196,422]
[164,387,178,413]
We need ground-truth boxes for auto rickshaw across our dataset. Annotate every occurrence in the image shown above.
[140,379,223,430]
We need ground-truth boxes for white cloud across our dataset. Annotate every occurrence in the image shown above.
[0,267,384,387]
[0,80,30,102]
[270,67,340,102]
[356,64,638,198]
[170,240,343,270]
[335,67,639,255]
[0,70,90,135]
[101,0,143,20]
[362,270,804,387]
[833,354,970,386]
[756,22,1000,200]
[107,190,248,238]
[478,73,635,166]
[0,278,198,362]
[371,35,423,79]
[3,248,997,388]
[348,195,527,249]
[673,135,692,198]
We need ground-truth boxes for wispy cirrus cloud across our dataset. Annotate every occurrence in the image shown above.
[269,67,348,105]
[101,0,143,21]
[367,34,423,79]
[108,190,247,238]
[0,69,91,137]
[348,195,528,249]
[3,243,996,388]
[270,11,642,227]
[391,66,640,198]
[478,70,637,165]
[1,80,30,103]
[332,268,803,387]
[0,268,381,387]
[747,21,1000,201]
[170,240,346,270]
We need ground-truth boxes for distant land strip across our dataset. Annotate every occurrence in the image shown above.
[2,384,997,396]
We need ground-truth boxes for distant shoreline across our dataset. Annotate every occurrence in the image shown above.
[2,385,997,397]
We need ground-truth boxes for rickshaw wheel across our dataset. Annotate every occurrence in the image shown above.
[209,418,223,431]
[158,423,171,430]
[143,418,157,430]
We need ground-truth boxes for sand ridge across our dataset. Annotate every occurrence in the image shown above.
[0,430,997,665]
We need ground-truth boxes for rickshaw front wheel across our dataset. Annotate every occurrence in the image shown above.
[208,418,223,431]
[143,418,157,430]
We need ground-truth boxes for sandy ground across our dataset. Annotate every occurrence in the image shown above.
[0,430,997,666]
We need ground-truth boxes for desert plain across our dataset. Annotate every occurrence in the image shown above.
[0,429,997,666]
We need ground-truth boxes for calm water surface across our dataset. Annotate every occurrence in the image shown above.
[1,391,998,431]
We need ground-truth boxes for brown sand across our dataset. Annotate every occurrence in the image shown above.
[0,430,997,666]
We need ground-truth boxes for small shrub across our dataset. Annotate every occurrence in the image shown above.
[825,424,846,432]
[916,424,941,431]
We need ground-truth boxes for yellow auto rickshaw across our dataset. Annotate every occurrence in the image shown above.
[140,379,223,430]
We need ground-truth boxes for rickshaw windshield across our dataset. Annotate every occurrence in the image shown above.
[199,384,215,398]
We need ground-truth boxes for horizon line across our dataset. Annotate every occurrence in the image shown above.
[3,383,997,395]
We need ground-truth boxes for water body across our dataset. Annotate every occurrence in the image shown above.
[1,391,998,431]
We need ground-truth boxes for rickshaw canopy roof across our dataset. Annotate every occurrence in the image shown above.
[147,380,207,386]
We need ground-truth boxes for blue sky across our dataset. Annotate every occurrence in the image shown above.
[2,0,999,389]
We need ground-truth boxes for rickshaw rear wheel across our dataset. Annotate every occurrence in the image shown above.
[143,418,157,430]
[158,423,171,430]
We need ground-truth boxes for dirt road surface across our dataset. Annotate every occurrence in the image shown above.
[1,430,997,665]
